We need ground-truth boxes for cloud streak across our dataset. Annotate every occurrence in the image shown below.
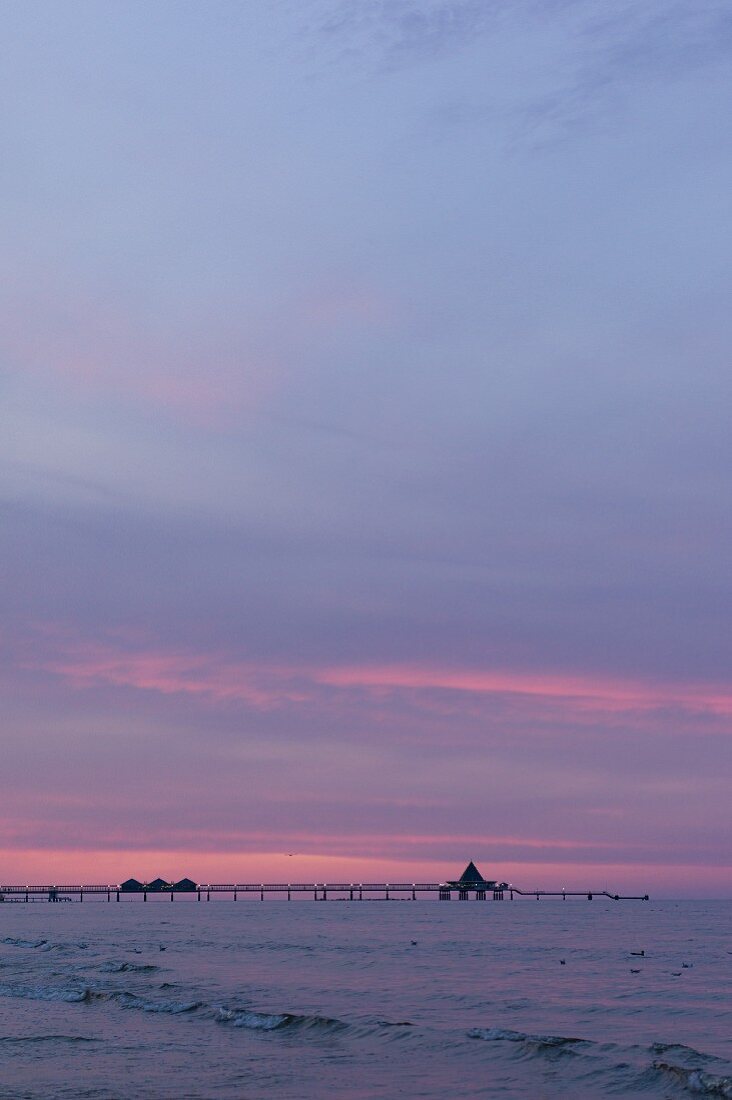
[20,629,732,728]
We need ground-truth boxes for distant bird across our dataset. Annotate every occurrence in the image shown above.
[630,968,641,974]
[560,960,566,965]
[411,940,418,946]
[671,971,682,976]
[134,948,142,954]
[159,945,166,952]
[630,950,645,957]
[682,962,692,968]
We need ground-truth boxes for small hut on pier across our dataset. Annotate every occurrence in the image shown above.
[120,878,144,893]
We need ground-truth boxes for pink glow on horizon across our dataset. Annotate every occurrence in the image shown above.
[0,848,726,898]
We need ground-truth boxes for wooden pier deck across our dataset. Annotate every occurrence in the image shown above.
[0,882,650,902]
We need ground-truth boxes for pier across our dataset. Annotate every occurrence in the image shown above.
[0,864,649,903]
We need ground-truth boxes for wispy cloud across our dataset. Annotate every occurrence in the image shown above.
[19,628,732,727]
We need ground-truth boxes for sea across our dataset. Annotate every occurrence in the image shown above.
[0,896,730,1099]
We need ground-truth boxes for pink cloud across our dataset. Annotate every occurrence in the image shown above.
[20,629,732,726]
[314,663,732,720]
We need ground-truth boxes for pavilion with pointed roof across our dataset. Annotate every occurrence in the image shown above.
[442,861,509,893]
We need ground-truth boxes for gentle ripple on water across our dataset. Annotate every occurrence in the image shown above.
[0,899,730,1098]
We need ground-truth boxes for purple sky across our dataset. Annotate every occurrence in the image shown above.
[2,1,731,895]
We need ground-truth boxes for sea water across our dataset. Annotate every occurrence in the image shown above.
[0,898,730,1098]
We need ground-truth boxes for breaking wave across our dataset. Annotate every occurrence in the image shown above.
[114,992,202,1015]
[214,1007,347,1033]
[0,977,346,1037]
[468,1027,586,1049]
[654,1062,732,1097]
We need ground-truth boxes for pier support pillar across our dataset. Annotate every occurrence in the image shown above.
[107,890,110,902]
[439,888,450,900]
[80,890,83,903]
[234,890,237,901]
[587,892,593,900]
[170,891,174,901]
[359,886,363,900]
[207,890,210,901]
[116,891,120,902]
[459,889,469,900]
[144,891,147,902]
[476,890,485,900]
[412,886,416,901]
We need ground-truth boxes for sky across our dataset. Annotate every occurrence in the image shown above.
[2,0,731,897]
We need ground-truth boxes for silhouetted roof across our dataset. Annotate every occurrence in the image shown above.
[147,878,172,891]
[174,878,197,891]
[458,861,487,884]
[120,878,143,892]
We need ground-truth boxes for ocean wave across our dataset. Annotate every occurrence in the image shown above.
[114,992,202,1014]
[650,1040,710,1064]
[0,1034,99,1045]
[654,1061,732,1097]
[99,961,160,973]
[0,983,91,1003]
[1,937,88,954]
[467,1027,585,1049]
[215,1008,290,1030]
[215,1007,347,1033]
[1,937,47,949]
[39,941,88,953]
[0,973,345,1039]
